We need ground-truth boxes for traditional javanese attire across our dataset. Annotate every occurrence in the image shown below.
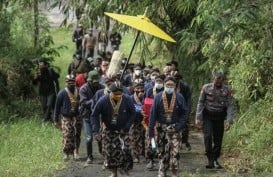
[54,87,79,155]
[149,91,187,176]
[91,94,136,171]
[130,93,145,162]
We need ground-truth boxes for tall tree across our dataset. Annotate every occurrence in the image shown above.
[34,0,39,47]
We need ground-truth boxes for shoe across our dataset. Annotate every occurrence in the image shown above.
[185,142,191,151]
[73,153,80,160]
[171,169,178,177]
[133,158,139,163]
[109,168,117,177]
[123,170,131,177]
[86,157,93,164]
[205,160,214,169]
[158,171,166,177]
[63,155,69,161]
[146,161,154,170]
[214,160,223,169]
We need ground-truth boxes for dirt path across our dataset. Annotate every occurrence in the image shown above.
[54,128,239,177]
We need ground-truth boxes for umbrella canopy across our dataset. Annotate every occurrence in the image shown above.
[105,10,176,79]
[105,12,176,43]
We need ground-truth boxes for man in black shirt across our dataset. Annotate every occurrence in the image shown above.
[72,24,84,53]
[33,59,60,122]
[110,31,122,51]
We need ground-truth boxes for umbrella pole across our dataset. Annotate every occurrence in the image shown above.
[120,30,141,80]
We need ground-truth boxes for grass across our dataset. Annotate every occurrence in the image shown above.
[51,27,75,88]
[0,118,64,177]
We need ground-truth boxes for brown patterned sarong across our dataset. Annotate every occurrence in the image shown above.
[73,116,82,149]
[130,122,145,159]
[145,130,157,160]
[157,124,181,173]
[61,117,76,155]
[102,129,133,171]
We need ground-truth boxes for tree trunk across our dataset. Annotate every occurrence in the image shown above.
[34,0,39,48]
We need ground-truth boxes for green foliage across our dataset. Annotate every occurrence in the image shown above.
[182,0,273,111]
[0,2,64,100]
[0,9,13,54]
[0,118,65,177]
[224,88,273,172]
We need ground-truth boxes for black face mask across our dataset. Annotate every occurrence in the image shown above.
[136,91,144,99]
[40,67,48,75]
[67,85,75,93]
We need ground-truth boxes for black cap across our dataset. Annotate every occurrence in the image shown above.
[65,74,75,83]
[133,78,144,87]
[109,81,123,92]
[104,77,114,84]
[164,76,177,83]
[155,74,165,81]
[150,68,160,74]
[134,63,142,69]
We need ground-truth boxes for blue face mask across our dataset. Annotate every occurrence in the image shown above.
[155,83,163,89]
[165,87,174,94]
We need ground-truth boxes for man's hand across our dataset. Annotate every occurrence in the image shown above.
[195,119,203,129]
[225,122,231,131]
[94,134,102,141]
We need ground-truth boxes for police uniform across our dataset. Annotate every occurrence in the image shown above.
[196,82,234,168]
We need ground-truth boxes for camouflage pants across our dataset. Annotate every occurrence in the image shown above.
[61,116,82,155]
[157,125,181,174]
[130,122,145,159]
[102,129,133,171]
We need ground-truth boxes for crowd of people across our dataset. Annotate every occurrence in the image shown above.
[33,24,234,177]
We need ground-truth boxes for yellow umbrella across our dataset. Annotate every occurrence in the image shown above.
[105,9,176,78]
[104,12,176,43]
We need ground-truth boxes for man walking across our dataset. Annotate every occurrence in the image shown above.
[79,70,104,164]
[195,72,234,169]
[33,59,59,122]
[149,77,187,177]
[72,24,84,53]
[91,81,136,177]
[54,75,79,160]
[82,29,96,59]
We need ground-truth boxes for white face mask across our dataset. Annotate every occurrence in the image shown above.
[155,83,163,89]
[150,76,156,81]
[134,70,141,76]
[165,87,174,94]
